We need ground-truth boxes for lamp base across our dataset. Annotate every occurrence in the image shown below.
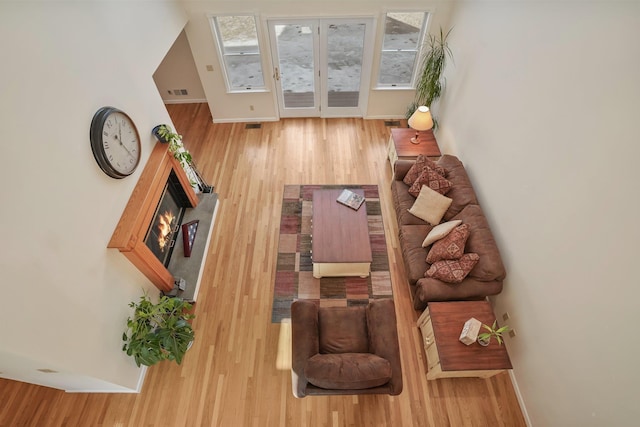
[410,136,420,144]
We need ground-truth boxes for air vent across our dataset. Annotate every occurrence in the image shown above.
[172,89,189,96]
[37,369,58,373]
[384,120,401,127]
[245,123,262,129]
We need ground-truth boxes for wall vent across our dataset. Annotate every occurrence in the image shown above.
[37,369,58,373]
[172,89,189,96]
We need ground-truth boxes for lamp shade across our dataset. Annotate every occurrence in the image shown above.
[408,106,434,131]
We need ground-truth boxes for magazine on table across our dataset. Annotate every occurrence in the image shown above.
[336,189,365,211]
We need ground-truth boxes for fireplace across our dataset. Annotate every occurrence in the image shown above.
[108,143,199,292]
[144,171,189,267]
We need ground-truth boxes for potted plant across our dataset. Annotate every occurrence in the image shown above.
[152,124,203,190]
[122,293,195,367]
[406,27,454,129]
[477,320,510,346]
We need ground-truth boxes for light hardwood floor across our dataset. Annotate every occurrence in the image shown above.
[0,103,526,426]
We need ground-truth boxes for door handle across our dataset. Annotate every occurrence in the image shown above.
[274,67,280,81]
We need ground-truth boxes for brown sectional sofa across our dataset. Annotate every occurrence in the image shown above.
[391,155,506,311]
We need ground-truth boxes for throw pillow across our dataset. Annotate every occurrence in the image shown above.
[425,253,480,283]
[422,220,463,247]
[408,166,453,197]
[402,154,446,186]
[426,224,470,263]
[407,185,452,225]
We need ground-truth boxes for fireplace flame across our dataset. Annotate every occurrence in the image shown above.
[157,211,176,252]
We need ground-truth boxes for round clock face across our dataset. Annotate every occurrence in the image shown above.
[90,107,141,179]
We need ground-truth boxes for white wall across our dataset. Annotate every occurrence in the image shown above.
[154,30,207,104]
[438,1,640,425]
[181,0,454,122]
[0,1,187,391]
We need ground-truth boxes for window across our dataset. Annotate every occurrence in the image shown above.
[211,15,266,91]
[377,12,428,88]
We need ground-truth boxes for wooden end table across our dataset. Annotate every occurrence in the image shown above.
[387,128,441,174]
[311,189,372,278]
[416,301,512,380]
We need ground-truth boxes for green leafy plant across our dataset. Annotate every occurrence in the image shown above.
[477,320,510,346]
[122,293,195,367]
[406,27,454,128]
[154,124,193,166]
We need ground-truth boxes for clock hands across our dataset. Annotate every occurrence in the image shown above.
[117,120,136,159]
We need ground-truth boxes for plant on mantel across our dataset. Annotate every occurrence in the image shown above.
[122,292,195,367]
[152,124,199,189]
[406,27,454,130]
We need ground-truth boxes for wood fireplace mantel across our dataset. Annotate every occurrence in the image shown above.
[108,143,199,292]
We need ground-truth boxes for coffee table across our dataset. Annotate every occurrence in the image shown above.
[311,189,372,278]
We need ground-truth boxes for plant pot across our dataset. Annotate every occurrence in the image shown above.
[477,336,490,347]
[152,125,169,143]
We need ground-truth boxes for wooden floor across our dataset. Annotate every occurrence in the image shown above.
[0,103,526,427]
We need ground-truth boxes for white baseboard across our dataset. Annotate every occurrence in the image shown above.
[364,114,406,120]
[65,366,147,394]
[212,117,279,123]
[509,370,532,426]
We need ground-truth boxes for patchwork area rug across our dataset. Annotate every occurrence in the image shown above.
[272,185,393,323]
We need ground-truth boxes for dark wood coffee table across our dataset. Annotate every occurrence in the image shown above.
[417,301,513,379]
[311,189,372,278]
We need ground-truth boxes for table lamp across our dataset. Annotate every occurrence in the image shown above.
[407,106,434,144]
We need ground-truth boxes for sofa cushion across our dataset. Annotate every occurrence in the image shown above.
[403,154,445,185]
[422,220,462,247]
[426,253,480,283]
[452,205,506,282]
[305,353,392,390]
[426,223,470,263]
[408,185,452,225]
[436,155,480,220]
[391,180,428,225]
[318,306,368,354]
[408,167,453,197]
[399,225,432,285]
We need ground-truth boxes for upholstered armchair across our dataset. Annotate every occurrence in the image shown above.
[291,299,403,397]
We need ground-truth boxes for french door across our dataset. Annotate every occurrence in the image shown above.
[268,18,374,118]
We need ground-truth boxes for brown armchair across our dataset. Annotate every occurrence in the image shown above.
[291,299,403,397]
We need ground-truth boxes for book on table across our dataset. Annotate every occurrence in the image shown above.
[336,189,365,211]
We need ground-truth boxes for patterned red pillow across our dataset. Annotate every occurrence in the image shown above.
[403,154,446,186]
[426,224,470,263]
[425,253,480,283]
[408,167,453,197]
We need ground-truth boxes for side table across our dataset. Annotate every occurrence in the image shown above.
[387,128,441,174]
[416,301,512,380]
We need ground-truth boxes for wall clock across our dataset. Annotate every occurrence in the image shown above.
[90,106,141,179]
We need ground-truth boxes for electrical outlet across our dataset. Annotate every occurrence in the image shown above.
[508,329,517,338]
[249,105,254,111]
[206,65,214,71]
[502,312,510,321]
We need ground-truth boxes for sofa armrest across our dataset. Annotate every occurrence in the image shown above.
[412,277,504,310]
[291,300,320,397]
[393,160,414,181]
[366,299,403,395]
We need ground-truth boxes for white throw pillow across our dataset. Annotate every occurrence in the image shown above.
[407,185,453,226]
[422,220,463,247]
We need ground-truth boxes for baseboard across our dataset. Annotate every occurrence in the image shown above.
[509,370,533,426]
[163,98,207,104]
[212,117,279,123]
[364,114,406,120]
[65,366,147,393]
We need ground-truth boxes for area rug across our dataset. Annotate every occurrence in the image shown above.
[272,185,393,323]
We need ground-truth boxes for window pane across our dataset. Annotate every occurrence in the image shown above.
[213,15,265,90]
[216,16,260,54]
[378,12,426,87]
[224,55,265,88]
[379,51,416,85]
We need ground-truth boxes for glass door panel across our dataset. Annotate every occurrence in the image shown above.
[269,21,319,117]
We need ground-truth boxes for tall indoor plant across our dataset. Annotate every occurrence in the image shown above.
[122,293,195,367]
[406,27,454,128]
